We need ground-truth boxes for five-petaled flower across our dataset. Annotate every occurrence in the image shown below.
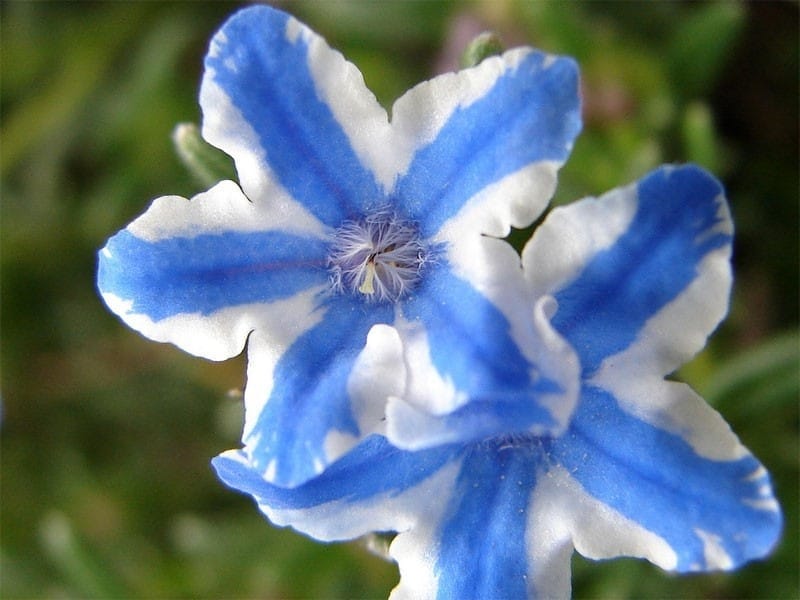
[97,5,582,487]
[96,4,782,599]
[214,165,782,599]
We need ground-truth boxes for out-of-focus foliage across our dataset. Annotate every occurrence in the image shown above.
[1,1,796,598]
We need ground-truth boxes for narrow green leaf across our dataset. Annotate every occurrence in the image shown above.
[39,512,129,599]
[702,330,799,414]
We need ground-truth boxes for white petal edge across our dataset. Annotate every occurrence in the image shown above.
[199,81,329,240]
[695,529,734,570]
[387,296,579,449]
[385,48,534,190]
[528,465,678,599]
[584,238,739,461]
[589,245,732,379]
[444,234,580,405]
[588,375,748,462]
[406,230,580,427]
[307,40,540,193]
[125,181,236,241]
[330,323,407,460]
[435,160,561,243]
[126,180,325,242]
[521,180,639,300]
[102,292,319,363]
[295,15,395,192]
[219,448,462,547]
[392,313,465,415]
[238,286,329,442]
[387,459,464,600]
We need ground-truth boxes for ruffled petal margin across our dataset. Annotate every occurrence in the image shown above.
[212,435,462,540]
[393,49,581,239]
[524,164,733,378]
[550,384,782,572]
[241,297,397,487]
[201,5,385,227]
[388,259,579,449]
[97,180,328,361]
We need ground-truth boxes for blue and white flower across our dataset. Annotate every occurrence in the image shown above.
[96,5,582,487]
[213,165,782,598]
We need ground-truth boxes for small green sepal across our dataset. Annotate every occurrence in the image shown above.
[460,31,505,69]
[172,122,236,187]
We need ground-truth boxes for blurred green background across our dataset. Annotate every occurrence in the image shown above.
[2,1,797,598]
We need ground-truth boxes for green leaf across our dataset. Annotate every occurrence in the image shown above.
[702,330,799,417]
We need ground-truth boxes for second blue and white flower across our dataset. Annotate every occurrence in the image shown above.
[214,165,782,599]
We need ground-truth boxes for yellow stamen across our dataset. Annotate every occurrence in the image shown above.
[359,261,376,295]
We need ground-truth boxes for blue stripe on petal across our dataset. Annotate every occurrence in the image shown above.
[553,165,731,377]
[98,229,328,321]
[395,51,580,238]
[205,6,382,226]
[245,296,394,487]
[435,442,539,599]
[550,385,782,571]
[431,390,558,441]
[214,435,460,511]
[402,262,560,436]
[390,389,558,451]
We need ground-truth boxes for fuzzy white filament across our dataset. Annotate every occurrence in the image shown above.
[328,210,428,303]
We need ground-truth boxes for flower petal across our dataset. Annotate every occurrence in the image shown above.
[212,435,462,541]
[527,463,677,598]
[386,390,556,452]
[424,444,538,598]
[97,181,329,360]
[215,437,570,600]
[201,5,384,227]
[400,262,531,407]
[523,164,733,378]
[392,49,581,239]
[388,257,578,448]
[242,296,396,487]
[390,441,579,600]
[549,384,782,572]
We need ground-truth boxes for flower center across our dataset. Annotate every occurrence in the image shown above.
[328,210,428,303]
